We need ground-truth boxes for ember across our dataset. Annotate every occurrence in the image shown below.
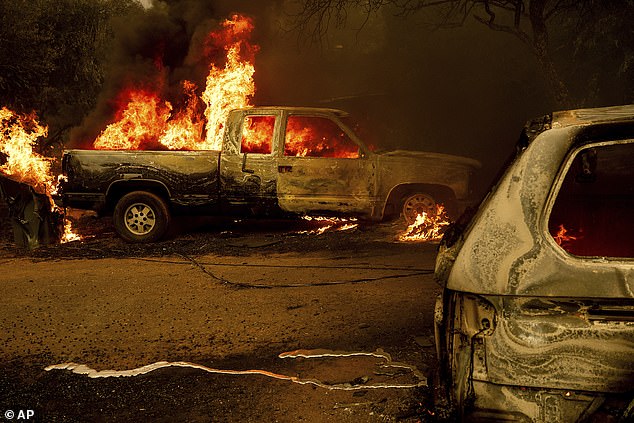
[552,224,581,247]
[398,205,450,242]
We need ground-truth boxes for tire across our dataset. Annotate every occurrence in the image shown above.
[401,192,437,225]
[113,191,170,243]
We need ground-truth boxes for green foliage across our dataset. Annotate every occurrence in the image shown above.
[0,0,140,136]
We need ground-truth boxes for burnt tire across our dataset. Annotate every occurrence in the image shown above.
[401,192,437,225]
[113,191,170,243]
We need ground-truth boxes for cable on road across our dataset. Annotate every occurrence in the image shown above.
[135,256,434,273]
[175,253,434,289]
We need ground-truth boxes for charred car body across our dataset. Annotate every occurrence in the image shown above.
[60,107,480,242]
[434,105,634,421]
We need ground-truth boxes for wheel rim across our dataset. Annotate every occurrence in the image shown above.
[124,203,156,236]
[403,194,436,224]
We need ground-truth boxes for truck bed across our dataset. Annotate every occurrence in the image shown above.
[62,149,221,210]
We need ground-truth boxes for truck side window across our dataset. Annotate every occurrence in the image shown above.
[241,115,275,154]
[548,142,634,258]
[284,116,359,158]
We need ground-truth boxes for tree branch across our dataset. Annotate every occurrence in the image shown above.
[472,13,532,46]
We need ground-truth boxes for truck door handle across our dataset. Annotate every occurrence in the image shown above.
[241,153,254,174]
[278,165,292,173]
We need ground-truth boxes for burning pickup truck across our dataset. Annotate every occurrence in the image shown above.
[434,105,634,421]
[60,106,480,242]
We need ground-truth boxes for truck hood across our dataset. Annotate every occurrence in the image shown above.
[376,150,481,169]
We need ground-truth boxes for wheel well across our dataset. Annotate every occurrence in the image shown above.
[384,184,457,219]
[106,181,170,213]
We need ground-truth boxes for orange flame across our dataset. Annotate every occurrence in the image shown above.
[240,115,361,158]
[91,14,361,159]
[241,115,275,154]
[91,14,363,159]
[0,107,82,243]
[202,15,256,150]
[93,14,256,152]
[93,89,172,150]
[398,205,451,242]
[299,216,359,235]
[0,107,54,194]
[160,81,205,150]
[284,116,359,158]
[61,220,81,243]
[553,224,580,246]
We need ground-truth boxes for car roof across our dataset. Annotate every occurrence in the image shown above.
[553,104,634,128]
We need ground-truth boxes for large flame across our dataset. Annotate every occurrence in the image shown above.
[0,107,54,194]
[93,14,255,151]
[0,107,81,243]
[91,14,359,159]
[398,205,451,242]
[202,15,256,150]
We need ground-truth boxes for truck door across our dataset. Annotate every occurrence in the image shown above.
[219,111,280,214]
[275,113,376,217]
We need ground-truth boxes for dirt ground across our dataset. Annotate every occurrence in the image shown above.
[0,211,445,422]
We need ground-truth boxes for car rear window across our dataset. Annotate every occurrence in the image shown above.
[548,141,634,258]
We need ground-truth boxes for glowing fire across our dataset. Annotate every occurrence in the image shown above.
[61,220,81,243]
[92,14,358,158]
[299,216,359,235]
[240,115,361,158]
[553,224,581,246]
[398,205,451,242]
[284,116,359,158]
[0,107,81,244]
[0,107,54,194]
[203,15,256,150]
[93,14,255,151]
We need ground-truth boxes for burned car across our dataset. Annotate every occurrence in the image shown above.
[434,105,634,421]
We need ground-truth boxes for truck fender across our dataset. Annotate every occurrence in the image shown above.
[106,179,171,209]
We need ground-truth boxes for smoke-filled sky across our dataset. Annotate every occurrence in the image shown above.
[94,0,630,191]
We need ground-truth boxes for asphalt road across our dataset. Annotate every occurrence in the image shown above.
[0,218,442,422]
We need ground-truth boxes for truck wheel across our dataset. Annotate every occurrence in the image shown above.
[113,191,170,243]
[401,193,436,225]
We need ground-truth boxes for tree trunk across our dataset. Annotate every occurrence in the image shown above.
[529,0,573,108]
